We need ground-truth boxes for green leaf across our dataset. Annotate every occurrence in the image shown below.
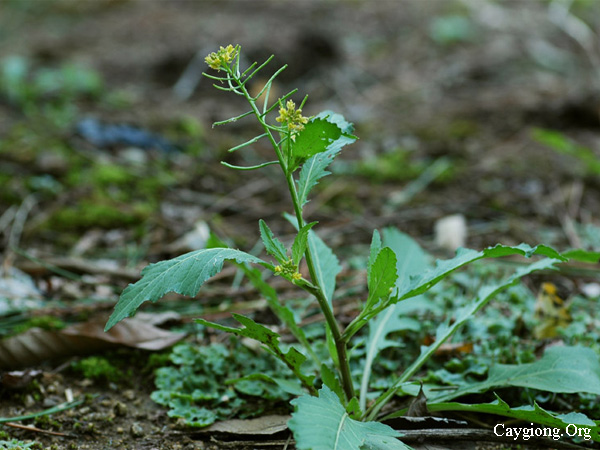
[259,219,288,264]
[316,110,355,134]
[393,244,566,304]
[383,228,430,288]
[289,386,406,450]
[284,213,340,366]
[366,247,398,310]
[231,373,304,396]
[407,258,560,390]
[196,313,315,392]
[367,230,382,277]
[321,363,345,404]
[105,248,268,330]
[360,230,429,410]
[240,264,319,366]
[532,127,600,174]
[433,346,600,403]
[292,221,318,266]
[362,434,412,450]
[208,233,303,351]
[285,212,341,305]
[368,257,561,421]
[562,248,600,263]
[297,147,342,207]
[166,399,216,427]
[289,111,357,172]
[428,394,599,442]
[308,229,341,305]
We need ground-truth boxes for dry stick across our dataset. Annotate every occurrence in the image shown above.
[4,195,37,268]
[8,195,36,246]
[0,205,17,237]
[3,422,70,437]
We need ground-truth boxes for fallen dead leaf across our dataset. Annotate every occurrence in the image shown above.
[0,316,185,370]
[197,415,291,437]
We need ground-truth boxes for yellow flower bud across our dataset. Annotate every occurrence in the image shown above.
[205,45,238,71]
[276,100,308,132]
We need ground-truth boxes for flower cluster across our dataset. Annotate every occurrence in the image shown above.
[276,100,308,133]
[274,259,302,281]
[205,45,237,71]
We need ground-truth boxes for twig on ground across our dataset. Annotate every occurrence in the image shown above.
[3,421,70,437]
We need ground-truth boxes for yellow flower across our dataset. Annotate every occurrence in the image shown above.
[273,259,302,281]
[205,45,237,71]
[276,100,308,132]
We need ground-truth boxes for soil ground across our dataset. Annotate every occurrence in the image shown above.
[1,1,600,449]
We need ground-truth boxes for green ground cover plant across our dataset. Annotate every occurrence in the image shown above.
[105,45,600,448]
[151,340,295,427]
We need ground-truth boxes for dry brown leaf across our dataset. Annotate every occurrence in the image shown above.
[406,384,429,417]
[0,317,185,370]
[198,415,291,437]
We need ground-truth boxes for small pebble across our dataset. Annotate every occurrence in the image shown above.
[123,389,136,401]
[131,422,144,438]
[114,401,128,417]
[117,427,124,434]
[43,397,59,408]
[100,399,112,407]
[24,394,35,408]
[85,411,114,421]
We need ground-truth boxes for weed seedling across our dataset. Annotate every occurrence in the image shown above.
[106,45,600,447]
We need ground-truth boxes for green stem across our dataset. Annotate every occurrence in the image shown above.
[230,68,355,402]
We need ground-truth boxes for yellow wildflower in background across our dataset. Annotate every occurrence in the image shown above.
[276,100,308,132]
[205,45,237,71]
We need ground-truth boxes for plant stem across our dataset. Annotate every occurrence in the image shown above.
[283,172,354,402]
[232,69,355,402]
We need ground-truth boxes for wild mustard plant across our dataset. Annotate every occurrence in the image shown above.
[106,45,600,447]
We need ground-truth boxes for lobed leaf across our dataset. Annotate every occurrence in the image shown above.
[285,212,341,305]
[241,265,319,365]
[367,257,561,421]
[405,258,560,389]
[307,229,341,305]
[289,111,357,172]
[296,147,342,207]
[432,345,600,403]
[259,219,289,264]
[367,230,382,277]
[231,373,304,396]
[105,248,268,330]
[288,386,408,450]
[393,244,567,304]
[196,313,315,392]
[366,247,398,310]
[360,230,429,410]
